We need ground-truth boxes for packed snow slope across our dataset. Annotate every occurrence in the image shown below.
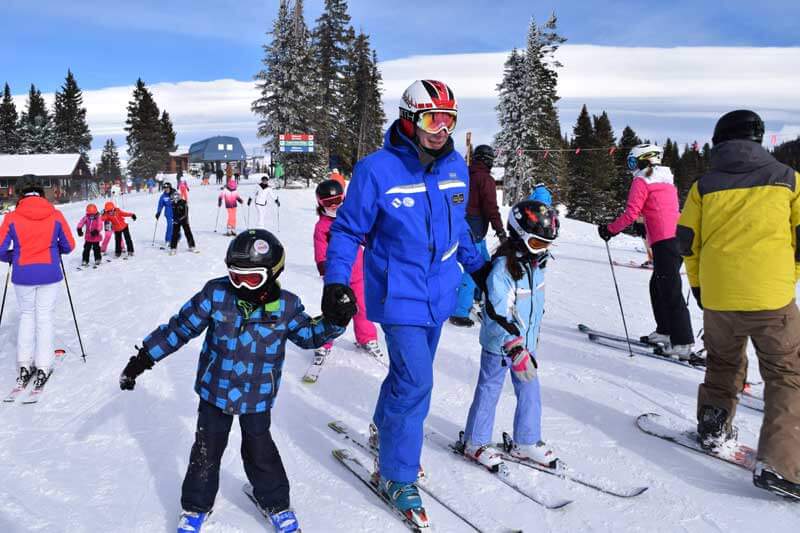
[1,177,797,532]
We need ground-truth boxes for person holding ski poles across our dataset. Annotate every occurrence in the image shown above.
[247,176,280,230]
[597,143,694,359]
[0,175,74,394]
[155,181,175,248]
[168,191,197,255]
[118,229,345,533]
[450,144,506,328]
[219,179,243,236]
[323,79,488,526]
[461,199,559,470]
[76,203,103,268]
[678,110,800,499]
[102,201,137,258]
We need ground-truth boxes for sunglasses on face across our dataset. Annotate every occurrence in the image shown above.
[228,267,269,289]
[416,111,457,135]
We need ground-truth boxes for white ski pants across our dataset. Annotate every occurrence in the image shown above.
[255,203,269,230]
[14,282,59,370]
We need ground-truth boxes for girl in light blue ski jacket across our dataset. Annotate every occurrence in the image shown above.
[463,199,560,468]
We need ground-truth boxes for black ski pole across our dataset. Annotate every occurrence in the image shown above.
[59,256,87,362]
[0,262,10,329]
[604,241,634,357]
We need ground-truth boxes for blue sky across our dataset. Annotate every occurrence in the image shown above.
[2,0,798,92]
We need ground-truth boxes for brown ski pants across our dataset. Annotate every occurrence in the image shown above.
[699,300,800,483]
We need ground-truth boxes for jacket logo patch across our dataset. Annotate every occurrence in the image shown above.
[452,192,464,204]
[403,197,415,207]
[391,198,402,208]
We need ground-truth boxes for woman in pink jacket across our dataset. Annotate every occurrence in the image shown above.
[218,179,243,236]
[76,203,104,267]
[597,144,694,359]
[312,179,382,362]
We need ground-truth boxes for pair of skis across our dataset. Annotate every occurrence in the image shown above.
[3,349,66,404]
[302,343,386,384]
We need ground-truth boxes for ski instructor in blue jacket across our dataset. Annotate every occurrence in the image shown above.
[322,79,489,524]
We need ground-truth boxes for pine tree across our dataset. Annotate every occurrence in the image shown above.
[773,137,800,170]
[0,83,20,154]
[591,111,616,221]
[18,84,56,154]
[566,105,596,222]
[614,125,642,207]
[160,110,177,153]
[253,0,327,184]
[312,0,353,169]
[125,78,169,179]
[53,70,92,160]
[494,48,526,204]
[97,138,122,181]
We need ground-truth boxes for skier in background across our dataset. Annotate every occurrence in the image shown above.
[247,176,280,230]
[155,181,175,249]
[76,203,103,268]
[597,143,694,359]
[177,170,190,202]
[168,191,197,255]
[219,179,243,236]
[0,175,74,393]
[450,144,506,327]
[102,201,137,258]
[461,200,559,470]
[118,229,345,533]
[323,79,488,525]
[678,110,800,498]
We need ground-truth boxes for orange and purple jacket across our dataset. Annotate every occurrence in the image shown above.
[0,196,75,285]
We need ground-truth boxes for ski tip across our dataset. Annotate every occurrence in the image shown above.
[576,323,590,332]
[328,420,346,433]
[546,498,573,510]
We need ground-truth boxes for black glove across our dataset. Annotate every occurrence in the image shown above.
[131,214,137,221]
[247,198,252,206]
[77,227,84,237]
[90,229,100,238]
[155,213,160,220]
[597,225,615,242]
[496,230,508,245]
[691,287,703,310]
[119,346,155,391]
[218,199,222,207]
[275,199,280,207]
[470,261,492,295]
[321,283,357,327]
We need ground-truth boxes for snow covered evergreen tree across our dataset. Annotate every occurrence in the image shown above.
[773,137,800,170]
[253,0,327,184]
[613,125,642,207]
[566,104,596,222]
[591,111,617,221]
[97,138,122,181]
[18,84,56,154]
[494,48,526,204]
[125,78,169,179]
[160,110,177,153]
[0,83,21,154]
[53,70,92,161]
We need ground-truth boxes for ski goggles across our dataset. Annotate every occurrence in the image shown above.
[319,194,344,208]
[523,235,552,255]
[228,266,270,290]
[416,110,457,135]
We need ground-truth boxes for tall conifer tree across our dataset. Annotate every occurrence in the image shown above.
[53,70,92,161]
[566,105,596,222]
[125,79,169,179]
[97,139,122,181]
[18,84,55,154]
[0,83,20,154]
[591,111,616,221]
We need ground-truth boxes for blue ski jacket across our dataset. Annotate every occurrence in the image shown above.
[479,256,545,356]
[156,192,173,220]
[325,121,486,326]
[141,278,344,415]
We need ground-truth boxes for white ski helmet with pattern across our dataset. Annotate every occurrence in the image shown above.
[627,143,664,171]
[399,80,458,137]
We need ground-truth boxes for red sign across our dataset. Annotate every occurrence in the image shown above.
[279,134,314,142]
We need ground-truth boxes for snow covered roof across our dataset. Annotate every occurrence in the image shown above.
[0,153,85,178]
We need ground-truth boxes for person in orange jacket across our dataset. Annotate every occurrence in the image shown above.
[101,201,137,258]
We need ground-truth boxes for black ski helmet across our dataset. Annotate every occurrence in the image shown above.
[315,179,344,205]
[472,145,495,167]
[507,200,559,255]
[712,110,765,145]
[16,174,44,198]
[170,191,181,203]
[225,229,286,299]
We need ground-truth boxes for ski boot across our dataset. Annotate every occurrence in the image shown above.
[357,340,384,358]
[94,259,102,268]
[16,366,34,388]
[189,247,199,254]
[127,251,134,258]
[448,316,474,328]
[374,475,429,528]
[169,248,177,256]
[313,346,331,362]
[753,462,800,501]
[464,442,506,472]
[697,405,737,451]
[659,343,694,361]
[509,441,559,468]
[31,368,51,391]
[81,261,89,268]
[640,330,670,346]
[177,510,211,532]
[268,508,301,533]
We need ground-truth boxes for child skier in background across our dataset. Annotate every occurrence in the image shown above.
[155,181,175,249]
[461,199,560,470]
[100,217,124,255]
[101,201,136,258]
[178,172,190,202]
[310,180,382,367]
[118,229,347,533]
[169,191,197,255]
[219,179,243,236]
[76,203,104,268]
[247,176,280,230]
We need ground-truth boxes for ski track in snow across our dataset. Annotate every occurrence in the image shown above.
[0,176,797,532]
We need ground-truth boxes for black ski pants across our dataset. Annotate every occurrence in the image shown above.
[170,220,195,249]
[82,242,101,263]
[181,400,290,514]
[114,227,134,256]
[649,237,694,345]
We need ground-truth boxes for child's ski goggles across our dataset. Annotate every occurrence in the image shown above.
[417,111,457,135]
[319,194,344,208]
[228,266,269,289]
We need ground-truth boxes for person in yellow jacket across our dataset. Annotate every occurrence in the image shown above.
[677,109,800,500]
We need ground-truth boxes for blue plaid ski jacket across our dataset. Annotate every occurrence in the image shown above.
[142,278,344,415]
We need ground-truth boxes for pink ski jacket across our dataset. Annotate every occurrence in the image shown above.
[313,214,363,282]
[77,215,104,243]
[608,166,680,246]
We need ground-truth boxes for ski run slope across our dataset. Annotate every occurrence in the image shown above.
[1,176,797,532]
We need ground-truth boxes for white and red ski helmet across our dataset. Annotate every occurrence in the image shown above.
[399,80,458,137]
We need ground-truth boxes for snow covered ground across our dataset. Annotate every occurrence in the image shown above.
[1,177,797,532]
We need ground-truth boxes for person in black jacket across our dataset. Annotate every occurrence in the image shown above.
[169,191,197,255]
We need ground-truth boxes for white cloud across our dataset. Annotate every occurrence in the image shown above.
[20,45,800,164]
